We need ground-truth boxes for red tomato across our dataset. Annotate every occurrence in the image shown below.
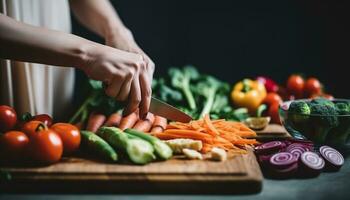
[51,123,81,154]
[32,114,53,127]
[21,120,43,138]
[304,78,322,97]
[0,105,17,132]
[268,103,281,124]
[263,93,283,106]
[286,75,304,99]
[0,131,29,160]
[28,128,63,164]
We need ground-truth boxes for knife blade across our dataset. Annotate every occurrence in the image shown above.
[149,97,192,123]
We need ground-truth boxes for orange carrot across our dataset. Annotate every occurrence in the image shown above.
[150,126,164,134]
[104,112,122,127]
[118,111,139,130]
[133,113,155,132]
[152,114,257,155]
[86,112,106,133]
[204,114,220,136]
[152,115,167,129]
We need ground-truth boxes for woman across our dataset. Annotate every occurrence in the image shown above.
[0,0,154,120]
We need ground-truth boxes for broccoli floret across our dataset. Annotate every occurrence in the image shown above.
[288,101,311,123]
[310,104,339,144]
[289,101,311,115]
[193,76,225,118]
[335,102,350,115]
[169,66,199,110]
[328,103,350,146]
[311,98,335,107]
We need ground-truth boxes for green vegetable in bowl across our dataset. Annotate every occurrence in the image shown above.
[328,103,350,146]
[288,101,311,123]
[310,98,335,107]
[309,104,339,144]
[335,102,350,115]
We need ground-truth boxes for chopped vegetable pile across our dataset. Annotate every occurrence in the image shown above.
[152,114,257,153]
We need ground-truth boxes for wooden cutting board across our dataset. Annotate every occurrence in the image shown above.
[253,124,292,141]
[0,149,262,194]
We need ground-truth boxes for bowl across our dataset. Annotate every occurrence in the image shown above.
[279,98,350,152]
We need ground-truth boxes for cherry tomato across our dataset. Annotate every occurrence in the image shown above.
[33,114,53,127]
[0,131,29,160]
[267,102,281,124]
[304,78,322,97]
[28,125,63,164]
[51,123,81,154]
[21,120,43,138]
[0,105,17,132]
[263,93,283,106]
[286,75,304,99]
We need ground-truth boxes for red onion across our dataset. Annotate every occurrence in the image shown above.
[300,151,325,171]
[255,141,285,154]
[286,143,311,159]
[319,146,344,170]
[269,152,298,169]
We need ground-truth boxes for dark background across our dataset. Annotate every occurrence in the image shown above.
[71,0,350,98]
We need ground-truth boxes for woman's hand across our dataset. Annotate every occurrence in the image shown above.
[105,28,155,84]
[81,44,151,118]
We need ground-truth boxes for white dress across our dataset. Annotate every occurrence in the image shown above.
[0,0,74,120]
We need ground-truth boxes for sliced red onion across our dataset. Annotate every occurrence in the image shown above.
[286,143,311,159]
[319,146,344,170]
[269,152,298,169]
[273,162,298,175]
[300,151,325,171]
[267,162,299,179]
[258,154,272,167]
[255,141,286,154]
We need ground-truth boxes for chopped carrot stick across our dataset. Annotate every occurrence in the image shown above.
[152,115,257,155]
[204,114,220,136]
[118,111,139,130]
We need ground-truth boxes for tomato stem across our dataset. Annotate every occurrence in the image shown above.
[35,123,46,132]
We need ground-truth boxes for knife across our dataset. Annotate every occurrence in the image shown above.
[149,97,192,123]
[102,82,191,122]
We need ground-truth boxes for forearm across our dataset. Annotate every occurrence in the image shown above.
[69,0,127,39]
[0,14,97,69]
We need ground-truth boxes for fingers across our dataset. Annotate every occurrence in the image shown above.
[138,71,152,119]
[105,76,123,98]
[123,72,141,116]
[144,55,155,82]
[115,69,133,101]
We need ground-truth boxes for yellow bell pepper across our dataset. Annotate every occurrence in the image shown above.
[231,79,267,113]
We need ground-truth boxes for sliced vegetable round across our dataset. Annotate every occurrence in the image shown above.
[319,146,344,169]
[300,151,325,171]
[255,141,285,154]
[286,143,311,159]
[269,152,298,168]
[269,162,298,178]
